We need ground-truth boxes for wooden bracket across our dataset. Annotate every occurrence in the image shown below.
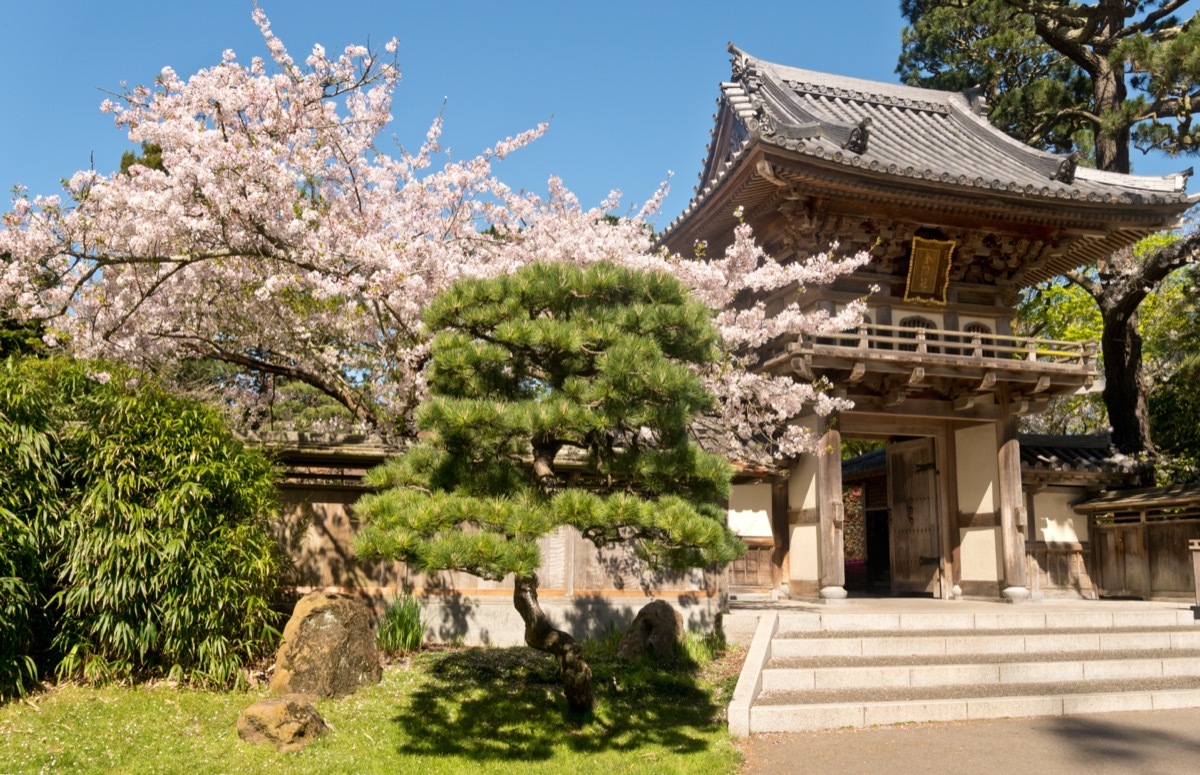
[790,355,814,381]
[952,394,976,412]
[848,362,866,383]
[974,371,996,392]
[1031,375,1051,394]
[908,367,926,386]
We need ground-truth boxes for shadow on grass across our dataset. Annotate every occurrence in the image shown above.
[390,643,724,762]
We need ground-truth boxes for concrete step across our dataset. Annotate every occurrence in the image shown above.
[760,651,1200,692]
[749,679,1200,733]
[770,626,1200,659]
[775,608,1196,634]
[727,608,1200,736]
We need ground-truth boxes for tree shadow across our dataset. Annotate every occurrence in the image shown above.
[1043,713,1200,766]
[389,645,725,763]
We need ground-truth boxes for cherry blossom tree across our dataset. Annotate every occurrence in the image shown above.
[0,9,868,459]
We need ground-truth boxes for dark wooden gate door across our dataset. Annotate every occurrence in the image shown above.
[1093,524,1148,597]
[887,438,942,595]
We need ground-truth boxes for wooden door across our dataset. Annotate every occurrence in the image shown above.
[1093,523,1148,597]
[887,438,942,595]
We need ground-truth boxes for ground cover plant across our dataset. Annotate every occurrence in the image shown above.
[0,355,284,696]
[0,636,744,774]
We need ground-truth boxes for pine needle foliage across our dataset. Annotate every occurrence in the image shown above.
[356,261,745,581]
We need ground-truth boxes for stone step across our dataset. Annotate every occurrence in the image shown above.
[768,646,1200,669]
[727,609,1200,736]
[748,679,1200,733]
[760,652,1200,693]
[775,608,1196,634]
[769,627,1200,659]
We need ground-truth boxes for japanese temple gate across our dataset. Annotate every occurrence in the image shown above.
[664,47,1197,601]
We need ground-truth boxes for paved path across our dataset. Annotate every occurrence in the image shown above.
[738,708,1200,775]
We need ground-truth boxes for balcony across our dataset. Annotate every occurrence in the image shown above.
[763,323,1100,413]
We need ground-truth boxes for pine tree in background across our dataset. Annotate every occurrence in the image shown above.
[355,261,745,712]
[899,0,1200,477]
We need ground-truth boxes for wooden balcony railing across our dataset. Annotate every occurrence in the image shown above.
[807,323,1096,367]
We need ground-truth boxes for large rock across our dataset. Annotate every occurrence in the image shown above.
[237,694,328,752]
[270,591,381,698]
[617,600,684,660]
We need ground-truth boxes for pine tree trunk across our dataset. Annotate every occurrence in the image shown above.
[513,573,594,712]
[1091,58,1130,173]
[1100,306,1156,485]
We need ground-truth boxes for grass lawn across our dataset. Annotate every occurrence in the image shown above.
[0,638,744,774]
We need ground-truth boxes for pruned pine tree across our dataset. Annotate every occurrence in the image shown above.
[354,261,745,712]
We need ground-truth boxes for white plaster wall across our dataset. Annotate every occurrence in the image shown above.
[955,423,999,516]
[1033,488,1089,543]
[728,483,773,538]
[959,526,1003,581]
[790,524,820,582]
[788,424,821,513]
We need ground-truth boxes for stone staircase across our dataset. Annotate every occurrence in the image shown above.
[728,606,1200,735]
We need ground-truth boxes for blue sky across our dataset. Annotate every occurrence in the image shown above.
[1,1,1194,225]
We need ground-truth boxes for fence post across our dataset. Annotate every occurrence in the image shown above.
[1191,539,1200,620]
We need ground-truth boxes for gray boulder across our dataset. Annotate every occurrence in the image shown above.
[270,591,381,698]
[617,600,684,660]
[237,694,328,752]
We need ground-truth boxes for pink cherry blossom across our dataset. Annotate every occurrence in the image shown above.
[0,10,868,460]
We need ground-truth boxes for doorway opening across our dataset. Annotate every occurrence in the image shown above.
[842,436,946,598]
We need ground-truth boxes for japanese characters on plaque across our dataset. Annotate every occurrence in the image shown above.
[904,237,955,305]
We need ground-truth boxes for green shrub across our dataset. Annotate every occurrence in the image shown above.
[0,356,286,692]
[0,360,60,700]
[377,594,425,656]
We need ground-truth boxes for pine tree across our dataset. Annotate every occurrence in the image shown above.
[354,261,745,712]
[899,0,1200,475]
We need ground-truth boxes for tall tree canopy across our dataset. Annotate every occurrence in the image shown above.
[355,261,746,711]
[900,0,1200,473]
[0,9,867,460]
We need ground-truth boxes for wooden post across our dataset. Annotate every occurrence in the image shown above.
[996,388,1029,600]
[1189,539,1200,619]
[818,417,847,600]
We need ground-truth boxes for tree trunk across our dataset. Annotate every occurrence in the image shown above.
[513,573,594,712]
[1100,305,1156,485]
[1090,52,1130,173]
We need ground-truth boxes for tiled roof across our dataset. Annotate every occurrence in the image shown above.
[667,46,1195,236]
[1018,434,1138,476]
[841,435,1136,479]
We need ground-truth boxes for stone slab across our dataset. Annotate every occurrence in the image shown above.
[1062,692,1155,715]
[751,703,865,733]
[909,663,1000,687]
[864,700,968,726]
[966,695,1064,720]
